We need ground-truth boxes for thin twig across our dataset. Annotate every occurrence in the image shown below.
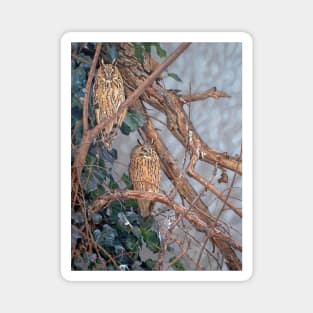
[82,43,102,134]
[214,145,243,225]
[89,43,191,139]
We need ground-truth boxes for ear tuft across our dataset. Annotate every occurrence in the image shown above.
[112,58,117,66]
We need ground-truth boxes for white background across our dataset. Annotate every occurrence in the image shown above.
[1,0,312,312]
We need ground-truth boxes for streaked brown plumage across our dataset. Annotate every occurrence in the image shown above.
[93,59,126,150]
[129,141,161,218]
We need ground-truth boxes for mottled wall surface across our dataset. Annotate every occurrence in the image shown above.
[113,43,242,269]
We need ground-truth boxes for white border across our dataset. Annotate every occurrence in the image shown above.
[61,32,253,281]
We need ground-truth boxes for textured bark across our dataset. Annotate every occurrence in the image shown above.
[118,43,242,175]
[72,42,242,270]
[117,43,242,270]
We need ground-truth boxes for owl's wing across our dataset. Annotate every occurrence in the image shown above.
[92,75,104,125]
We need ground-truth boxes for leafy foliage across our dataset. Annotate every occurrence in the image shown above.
[133,42,167,63]
[121,110,146,135]
[169,257,185,271]
[71,43,171,271]
[167,72,183,82]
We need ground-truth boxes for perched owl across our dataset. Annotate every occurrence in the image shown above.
[129,140,161,219]
[93,58,126,150]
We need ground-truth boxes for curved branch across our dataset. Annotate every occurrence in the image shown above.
[90,188,242,267]
[83,43,102,134]
[131,102,242,270]
[91,189,209,232]
[181,87,231,103]
[118,45,242,175]
[187,154,242,217]
[72,43,191,184]
[89,43,191,139]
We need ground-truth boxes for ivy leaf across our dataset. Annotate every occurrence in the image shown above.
[121,173,132,188]
[82,174,99,193]
[124,199,138,210]
[167,72,183,82]
[122,111,146,133]
[124,236,138,251]
[142,229,160,253]
[120,122,131,135]
[134,43,144,63]
[72,256,85,270]
[125,211,140,225]
[93,225,118,248]
[72,119,83,146]
[141,259,156,270]
[155,43,167,58]
[114,244,125,255]
[169,257,185,271]
[72,211,84,225]
[92,213,103,224]
[143,43,151,53]
[109,176,119,189]
[131,226,142,240]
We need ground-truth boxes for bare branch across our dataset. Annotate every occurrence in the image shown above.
[91,189,209,232]
[187,154,242,217]
[89,43,191,140]
[72,43,191,186]
[181,87,231,103]
[83,43,102,134]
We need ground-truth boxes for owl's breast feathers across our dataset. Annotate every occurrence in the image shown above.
[92,60,126,149]
[129,143,161,218]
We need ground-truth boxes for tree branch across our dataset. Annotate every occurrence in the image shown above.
[83,43,102,134]
[91,189,209,232]
[181,87,231,103]
[187,154,242,217]
[131,102,242,270]
[118,44,242,175]
[89,43,191,139]
[72,43,191,187]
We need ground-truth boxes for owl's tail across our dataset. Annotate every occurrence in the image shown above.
[138,199,152,219]
[99,125,119,150]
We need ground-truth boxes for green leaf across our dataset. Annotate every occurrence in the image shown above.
[120,122,131,135]
[131,226,142,240]
[122,111,146,133]
[125,210,140,224]
[142,229,160,253]
[134,43,144,63]
[114,244,125,255]
[121,173,132,188]
[93,225,118,248]
[124,236,138,251]
[72,119,83,145]
[167,72,183,82]
[169,257,185,271]
[109,176,119,189]
[142,259,156,270]
[107,264,116,271]
[92,213,103,224]
[107,201,123,224]
[155,43,166,58]
[72,256,85,270]
[143,43,151,53]
[124,199,138,209]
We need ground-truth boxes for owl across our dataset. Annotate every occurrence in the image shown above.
[129,140,161,219]
[93,58,126,150]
